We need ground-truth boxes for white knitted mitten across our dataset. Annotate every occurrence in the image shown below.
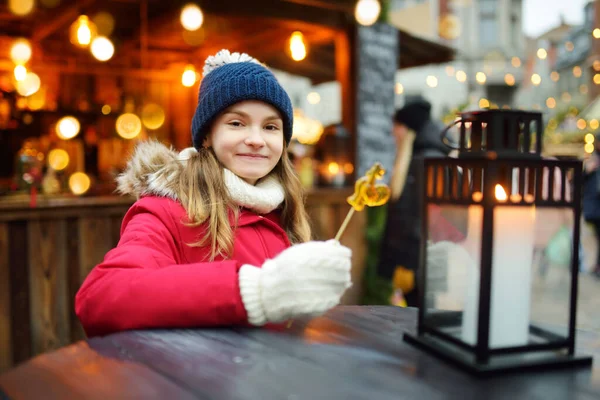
[238,240,352,326]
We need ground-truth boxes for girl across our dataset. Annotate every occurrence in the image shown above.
[75,50,352,337]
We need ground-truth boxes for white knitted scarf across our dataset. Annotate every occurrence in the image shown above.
[223,169,285,214]
[178,147,284,214]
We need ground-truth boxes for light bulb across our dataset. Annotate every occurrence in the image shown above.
[10,39,32,64]
[182,65,197,87]
[70,15,97,48]
[90,36,114,61]
[289,32,307,61]
[355,0,381,26]
[56,116,81,140]
[180,4,204,31]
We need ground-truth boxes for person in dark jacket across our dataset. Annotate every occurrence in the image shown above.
[583,137,600,278]
[377,97,455,306]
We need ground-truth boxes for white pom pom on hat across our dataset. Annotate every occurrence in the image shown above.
[202,49,261,77]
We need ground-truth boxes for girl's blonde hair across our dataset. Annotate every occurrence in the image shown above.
[176,143,311,260]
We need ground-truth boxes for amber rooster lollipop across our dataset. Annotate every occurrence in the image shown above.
[287,163,390,330]
[334,162,391,241]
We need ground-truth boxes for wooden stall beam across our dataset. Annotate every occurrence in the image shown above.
[203,0,348,29]
[31,0,97,43]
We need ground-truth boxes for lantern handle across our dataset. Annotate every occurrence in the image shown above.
[440,118,462,150]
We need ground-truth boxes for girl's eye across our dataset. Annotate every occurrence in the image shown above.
[228,121,243,127]
[265,124,280,131]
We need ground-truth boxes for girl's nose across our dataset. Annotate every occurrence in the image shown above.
[244,126,266,147]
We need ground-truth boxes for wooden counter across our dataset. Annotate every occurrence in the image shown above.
[0,189,366,372]
[2,306,598,399]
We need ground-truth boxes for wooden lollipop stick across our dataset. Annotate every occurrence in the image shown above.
[334,208,355,241]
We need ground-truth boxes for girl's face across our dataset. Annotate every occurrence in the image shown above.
[206,100,284,185]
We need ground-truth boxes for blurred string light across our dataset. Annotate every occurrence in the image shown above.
[551,71,560,82]
[90,36,114,61]
[585,134,595,145]
[585,143,595,154]
[438,13,461,40]
[426,75,438,88]
[9,0,35,16]
[10,39,32,65]
[479,98,490,108]
[27,87,46,110]
[70,15,97,48]
[562,92,571,102]
[101,105,111,115]
[292,110,323,145]
[328,162,340,175]
[504,73,515,86]
[180,3,204,31]
[594,29,600,39]
[289,31,307,61]
[573,66,582,77]
[307,92,321,105]
[531,73,541,86]
[456,70,467,82]
[69,172,91,195]
[14,65,27,82]
[594,60,600,71]
[594,74,600,85]
[16,72,41,96]
[48,149,70,171]
[116,113,142,139]
[182,65,197,87]
[355,0,381,26]
[590,120,600,130]
[476,72,486,84]
[577,119,587,130]
[92,12,115,36]
[445,65,455,76]
[511,57,521,68]
[141,103,166,130]
[580,84,589,94]
[546,97,556,109]
[537,48,547,59]
[56,116,81,139]
[395,83,404,94]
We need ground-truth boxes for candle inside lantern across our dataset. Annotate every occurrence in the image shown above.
[462,184,536,348]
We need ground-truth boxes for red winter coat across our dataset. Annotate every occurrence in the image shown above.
[75,196,290,337]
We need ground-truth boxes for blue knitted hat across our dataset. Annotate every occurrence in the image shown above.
[191,50,294,149]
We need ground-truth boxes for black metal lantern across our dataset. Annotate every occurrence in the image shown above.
[403,109,593,376]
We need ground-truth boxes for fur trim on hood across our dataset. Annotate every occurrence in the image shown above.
[116,140,186,201]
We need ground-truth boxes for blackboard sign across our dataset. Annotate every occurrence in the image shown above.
[356,23,398,184]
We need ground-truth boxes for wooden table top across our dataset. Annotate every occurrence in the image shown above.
[1,306,599,400]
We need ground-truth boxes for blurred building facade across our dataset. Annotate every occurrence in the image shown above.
[392,0,526,118]
[515,2,595,119]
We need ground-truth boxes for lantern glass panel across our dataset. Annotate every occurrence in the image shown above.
[529,206,574,340]
[423,203,481,345]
